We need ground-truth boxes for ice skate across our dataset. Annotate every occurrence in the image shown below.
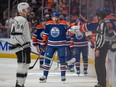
[39,76,47,83]
[61,77,66,83]
[84,70,88,75]
[76,70,80,75]
[69,68,75,72]
[15,82,24,87]
[94,84,104,87]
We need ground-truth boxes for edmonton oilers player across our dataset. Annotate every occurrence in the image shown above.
[32,19,46,69]
[71,17,89,75]
[39,12,68,82]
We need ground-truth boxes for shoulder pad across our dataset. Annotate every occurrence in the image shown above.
[36,24,43,29]
[59,20,67,25]
[46,20,54,25]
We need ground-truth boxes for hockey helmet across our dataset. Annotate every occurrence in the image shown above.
[102,7,112,15]
[95,8,107,19]
[51,12,59,17]
[17,2,30,12]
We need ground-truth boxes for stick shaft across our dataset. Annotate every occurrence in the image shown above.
[79,14,88,22]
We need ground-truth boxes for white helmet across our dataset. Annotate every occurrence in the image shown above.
[17,2,30,12]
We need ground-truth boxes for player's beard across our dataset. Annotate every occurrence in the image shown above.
[52,17,59,23]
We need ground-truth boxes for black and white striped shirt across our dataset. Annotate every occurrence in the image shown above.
[95,22,107,49]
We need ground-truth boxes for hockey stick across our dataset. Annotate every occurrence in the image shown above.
[31,51,60,63]
[0,40,75,68]
[0,40,58,69]
[54,62,59,70]
[0,39,38,69]
[79,14,88,22]
[29,56,39,69]
[0,39,13,46]
[31,51,75,65]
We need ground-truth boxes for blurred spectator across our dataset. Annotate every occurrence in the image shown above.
[59,0,69,17]
[44,13,51,21]
[27,12,38,28]
[81,0,88,19]
[35,6,42,20]
[5,14,14,38]
[104,0,116,13]
[70,0,80,15]
[0,21,8,38]
[27,0,41,12]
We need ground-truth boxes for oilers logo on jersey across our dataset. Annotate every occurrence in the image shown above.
[75,31,83,40]
[50,27,60,37]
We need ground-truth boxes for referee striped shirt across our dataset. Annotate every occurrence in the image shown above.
[95,22,107,49]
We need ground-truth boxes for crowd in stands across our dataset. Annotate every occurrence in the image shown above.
[0,0,115,38]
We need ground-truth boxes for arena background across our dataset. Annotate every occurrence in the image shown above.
[0,0,116,87]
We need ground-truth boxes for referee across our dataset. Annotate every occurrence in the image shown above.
[94,9,109,87]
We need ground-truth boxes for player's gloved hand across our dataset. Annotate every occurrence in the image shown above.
[71,26,80,34]
[10,44,22,50]
[67,30,74,36]
[40,41,47,46]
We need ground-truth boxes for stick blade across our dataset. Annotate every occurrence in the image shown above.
[29,66,34,69]
[67,58,75,65]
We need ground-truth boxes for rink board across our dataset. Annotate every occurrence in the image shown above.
[0,38,95,64]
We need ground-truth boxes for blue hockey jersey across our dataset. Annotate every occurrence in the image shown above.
[32,24,45,46]
[43,20,68,46]
[81,20,99,33]
[71,29,88,47]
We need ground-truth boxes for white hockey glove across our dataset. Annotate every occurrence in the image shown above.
[69,26,80,34]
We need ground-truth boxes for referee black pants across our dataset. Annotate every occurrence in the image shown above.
[95,43,109,87]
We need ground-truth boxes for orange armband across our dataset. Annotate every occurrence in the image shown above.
[43,35,48,42]
[32,36,37,42]
[79,25,83,32]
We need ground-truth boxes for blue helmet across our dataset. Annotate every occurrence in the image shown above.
[102,7,112,15]
[51,12,59,17]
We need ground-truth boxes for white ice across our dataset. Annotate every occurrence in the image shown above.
[0,58,97,87]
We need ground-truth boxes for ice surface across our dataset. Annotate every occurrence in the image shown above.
[0,58,97,87]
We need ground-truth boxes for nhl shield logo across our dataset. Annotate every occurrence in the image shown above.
[50,27,60,37]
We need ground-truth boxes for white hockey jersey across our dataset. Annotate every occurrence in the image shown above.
[10,16,31,52]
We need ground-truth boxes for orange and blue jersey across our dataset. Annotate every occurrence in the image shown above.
[104,13,116,38]
[70,22,88,47]
[32,24,45,46]
[80,20,99,33]
[71,32,88,47]
[43,20,68,46]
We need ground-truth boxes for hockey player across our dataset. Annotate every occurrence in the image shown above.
[39,12,68,83]
[65,20,75,72]
[59,15,75,72]
[10,2,31,87]
[70,17,89,75]
[32,19,46,69]
[65,32,75,72]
